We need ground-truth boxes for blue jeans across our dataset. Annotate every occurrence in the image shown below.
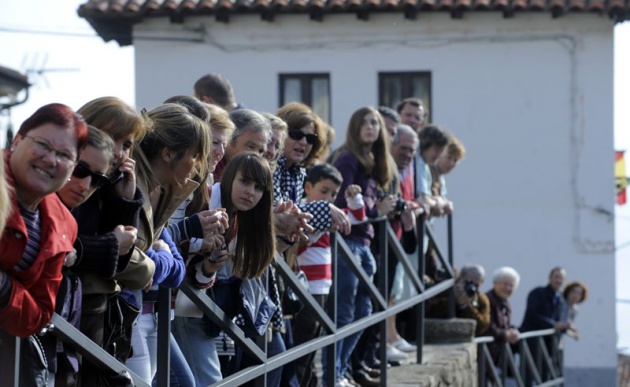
[172,316,223,386]
[151,334,195,387]
[126,313,158,383]
[236,330,286,386]
[323,239,376,380]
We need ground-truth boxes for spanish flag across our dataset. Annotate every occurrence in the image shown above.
[616,151,627,205]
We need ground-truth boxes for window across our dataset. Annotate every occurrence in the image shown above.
[279,74,330,123]
[379,72,431,121]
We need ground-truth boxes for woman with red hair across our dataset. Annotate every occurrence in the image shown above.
[0,103,87,383]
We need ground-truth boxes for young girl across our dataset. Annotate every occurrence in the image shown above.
[124,103,211,384]
[329,106,397,386]
[173,152,276,386]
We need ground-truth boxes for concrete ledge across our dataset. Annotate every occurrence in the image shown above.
[424,318,477,344]
[387,342,478,387]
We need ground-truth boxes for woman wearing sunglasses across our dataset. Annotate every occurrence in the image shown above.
[40,126,120,385]
[274,102,351,236]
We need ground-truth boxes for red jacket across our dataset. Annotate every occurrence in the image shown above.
[0,154,77,337]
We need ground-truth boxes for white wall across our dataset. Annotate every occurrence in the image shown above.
[133,13,616,373]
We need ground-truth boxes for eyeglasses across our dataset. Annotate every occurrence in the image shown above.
[23,135,76,167]
[72,161,109,189]
[288,129,319,146]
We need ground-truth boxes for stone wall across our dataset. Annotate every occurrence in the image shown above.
[387,318,478,386]
[386,342,478,387]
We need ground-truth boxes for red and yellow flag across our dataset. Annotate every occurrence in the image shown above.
[616,151,627,205]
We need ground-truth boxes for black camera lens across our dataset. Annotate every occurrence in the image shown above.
[395,198,407,213]
[464,280,478,297]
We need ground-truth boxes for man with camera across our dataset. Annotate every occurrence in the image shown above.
[426,264,491,336]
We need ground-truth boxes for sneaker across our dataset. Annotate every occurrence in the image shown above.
[386,345,409,362]
[335,377,353,387]
[392,338,417,352]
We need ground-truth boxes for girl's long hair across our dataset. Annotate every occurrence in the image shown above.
[336,106,393,187]
[220,152,276,279]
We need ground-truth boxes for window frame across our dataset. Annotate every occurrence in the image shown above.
[378,71,432,122]
[279,73,331,123]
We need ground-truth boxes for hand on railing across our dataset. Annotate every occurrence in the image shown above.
[274,200,314,244]
[506,328,520,344]
[330,203,351,235]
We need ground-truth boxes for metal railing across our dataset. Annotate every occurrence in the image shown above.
[475,329,564,387]
[1,215,456,387]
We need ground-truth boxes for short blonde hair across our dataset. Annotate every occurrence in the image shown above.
[446,136,466,160]
[205,103,236,135]
[0,156,12,233]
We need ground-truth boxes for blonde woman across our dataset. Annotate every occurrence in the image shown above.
[0,156,10,234]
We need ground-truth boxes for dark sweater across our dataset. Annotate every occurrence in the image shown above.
[332,150,379,246]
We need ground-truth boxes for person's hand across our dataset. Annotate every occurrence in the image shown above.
[506,328,520,344]
[443,200,454,215]
[329,203,350,235]
[113,225,138,256]
[344,184,362,199]
[144,278,153,292]
[198,209,229,237]
[288,202,313,242]
[376,194,396,217]
[567,327,580,340]
[401,201,420,232]
[63,248,78,267]
[152,239,169,252]
[453,280,474,306]
[201,249,229,276]
[112,157,137,200]
[201,233,225,255]
[274,200,313,243]
[553,321,571,331]
[431,198,445,217]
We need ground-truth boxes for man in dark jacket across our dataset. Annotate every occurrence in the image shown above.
[521,267,570,332]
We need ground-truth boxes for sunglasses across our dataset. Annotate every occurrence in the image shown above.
[72,161,109,189]
[288,128,319,146]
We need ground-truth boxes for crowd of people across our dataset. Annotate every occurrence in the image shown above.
[0,72,587,387]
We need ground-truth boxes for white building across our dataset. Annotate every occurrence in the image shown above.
[81,1,628,384]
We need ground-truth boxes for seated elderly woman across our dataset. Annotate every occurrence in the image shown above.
[484,266,521,366]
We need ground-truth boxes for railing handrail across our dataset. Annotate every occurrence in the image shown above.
[1,214,457,387]
[475,328,564,387]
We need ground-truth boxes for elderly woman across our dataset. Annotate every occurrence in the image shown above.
[0,104,87,384]
[484,266,521,366]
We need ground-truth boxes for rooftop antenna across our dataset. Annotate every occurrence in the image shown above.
[21,52,80,89]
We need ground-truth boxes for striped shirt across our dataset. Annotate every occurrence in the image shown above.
[14,205,42,272]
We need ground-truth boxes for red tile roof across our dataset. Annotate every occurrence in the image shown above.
[78,0,629,45]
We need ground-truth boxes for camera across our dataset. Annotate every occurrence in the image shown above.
[394,198,407,213]
[464,280,478,297]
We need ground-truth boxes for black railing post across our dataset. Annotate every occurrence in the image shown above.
[416,216,425,365]
[326,232,339,387]
[156,287,171,387]
[376,219,388,386]
[447,214,455,318]
[0,330,20,387]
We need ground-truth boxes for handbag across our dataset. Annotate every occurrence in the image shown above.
[205,275,278,338]
[103,295,139,363]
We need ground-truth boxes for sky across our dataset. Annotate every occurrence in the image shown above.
[1,0,630,347]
